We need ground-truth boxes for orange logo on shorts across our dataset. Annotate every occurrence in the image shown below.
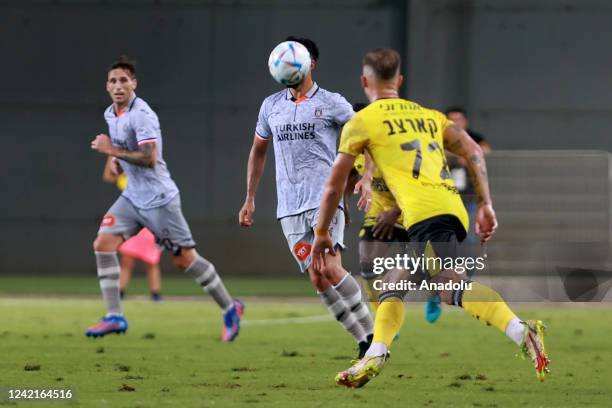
[101,214,116,227]
[293,241,312,262]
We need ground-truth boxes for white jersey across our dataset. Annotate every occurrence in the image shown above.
[255,83,354,218]
[104,95,179,209]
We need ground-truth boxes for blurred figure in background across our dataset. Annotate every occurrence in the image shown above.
[445,107,491,243]
[102,156,162,302]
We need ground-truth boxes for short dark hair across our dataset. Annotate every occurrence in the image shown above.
[362,48,400,81]
[285,36,319,61]
[445,106,467,117]
[108,55,136,78]
[352,102,368,112]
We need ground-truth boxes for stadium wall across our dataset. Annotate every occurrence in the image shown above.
[1,0,611,276]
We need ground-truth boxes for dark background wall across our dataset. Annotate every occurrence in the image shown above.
[1,0,611,276]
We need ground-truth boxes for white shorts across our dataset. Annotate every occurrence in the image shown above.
[98,195,196,255]
[280,207,345,273]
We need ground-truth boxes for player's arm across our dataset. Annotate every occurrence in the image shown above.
[443,124,497,241]
[91,133,157,168]
[312,153,356,270]
[354,151,374,212]
[443,124,491,206]
[343,169,360,225]
[239,134,270,227]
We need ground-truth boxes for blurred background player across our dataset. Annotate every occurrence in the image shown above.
[345,103,442,324]
[445,107,491,244]
[102,155,162,302]
[239,37,374,357]
[312,48,550,388]
[87,57,243,341]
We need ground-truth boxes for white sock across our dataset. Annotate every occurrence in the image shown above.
[505,317,524,346]
[366,341,388,357]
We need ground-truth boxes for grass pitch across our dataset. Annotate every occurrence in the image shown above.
[1,297,611,407]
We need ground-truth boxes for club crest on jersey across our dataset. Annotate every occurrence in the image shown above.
[315,108,323,117]
[101,214,116,227]
[293,241,312,262]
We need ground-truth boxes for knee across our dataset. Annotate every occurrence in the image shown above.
[321,263,344,284]
[93,234,121,252]
[309,271,330,292]
[172,248,197,270]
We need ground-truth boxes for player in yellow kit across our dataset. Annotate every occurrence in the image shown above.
[348,149,442,323]
[312,48,550,388]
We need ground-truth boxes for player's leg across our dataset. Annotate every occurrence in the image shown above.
[147,195,243,341]
[308,266,369,355]
[146,262,162,301]
[334,267,413,388]
[93,233,124,315]
[128,228,163,301]
[173,248,233,310]
[172,248,242,341]
[320,251,374,342]
[419,217,550,381]
[421,233,442,323]
[282,209,372,354]
[358,228,389,312]
[359,235,409,342]
[358,226,406,311]
[433,269,550,381]
[86,197,141,337]
[424,292,442,323]
[315,209,374,344]
[119,254,135,299]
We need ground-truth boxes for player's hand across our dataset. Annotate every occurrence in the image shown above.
[312,233,335,273]
[91,134,114,155]
[239,199,255,227]
[372,208,401,240]
[355,178,372,212]
[110,157,123,175]
[475,204,498,243]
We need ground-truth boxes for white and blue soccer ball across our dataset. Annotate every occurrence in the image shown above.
[268,41,312,86]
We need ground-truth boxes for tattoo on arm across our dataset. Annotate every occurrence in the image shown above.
[116,143,156,168]
[444,124,492,206]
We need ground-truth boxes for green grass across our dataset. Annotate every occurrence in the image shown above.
[1,298,611,407]
[0,276,314,297]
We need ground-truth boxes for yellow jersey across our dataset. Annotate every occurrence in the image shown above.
[340,98,468,232]
[354,154,403,228]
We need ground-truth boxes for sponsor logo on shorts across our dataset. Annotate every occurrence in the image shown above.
[101,214,116,227]
[293,241,312,262]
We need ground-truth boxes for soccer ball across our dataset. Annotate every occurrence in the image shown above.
[268,41,311,86]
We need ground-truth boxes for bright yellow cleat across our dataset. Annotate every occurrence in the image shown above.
[335,354,387,389]
[520,320,551,382]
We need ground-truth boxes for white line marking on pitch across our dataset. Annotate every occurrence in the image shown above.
[242,314,332,326]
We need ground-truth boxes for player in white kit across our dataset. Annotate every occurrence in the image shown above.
[87,57,243,341]
[239,38,374,357]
